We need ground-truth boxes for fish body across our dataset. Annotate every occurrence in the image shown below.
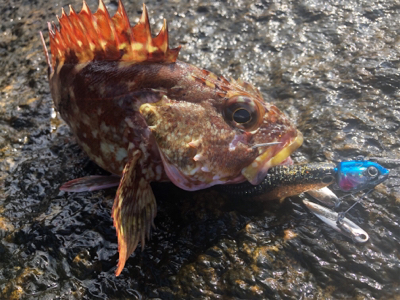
[41,1,302,275]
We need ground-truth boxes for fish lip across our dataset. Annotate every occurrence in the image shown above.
[241,130,304,185]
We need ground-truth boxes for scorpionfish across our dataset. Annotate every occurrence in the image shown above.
[41,0,303,276]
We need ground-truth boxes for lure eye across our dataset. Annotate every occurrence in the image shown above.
[223,96,264,131]
[367,166,378,177]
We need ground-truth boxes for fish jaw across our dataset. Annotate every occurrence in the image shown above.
[241,130,303,185]
[158,148,246,191]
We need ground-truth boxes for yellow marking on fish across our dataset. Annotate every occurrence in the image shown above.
[118,42,128,50]
[132,42,144,51]
[120,222,124,236]
[73,62,89,73]
[205,80,215,89]
[100,40,108,50]
[208,73,218,80]
[149,45,159,53]
[56,61,64,74]
[186,74,195,81]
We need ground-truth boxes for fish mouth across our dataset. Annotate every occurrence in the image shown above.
[241,130,303,185]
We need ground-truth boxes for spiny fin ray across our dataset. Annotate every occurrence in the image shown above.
[112,149,157,276]
[47,0,180,68]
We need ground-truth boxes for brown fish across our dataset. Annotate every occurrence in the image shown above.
[40,0,303,276]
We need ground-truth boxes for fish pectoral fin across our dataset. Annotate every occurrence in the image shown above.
[60,175,121,192]
[112,149,157,276]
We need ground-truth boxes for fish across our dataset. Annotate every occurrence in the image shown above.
[302,199,369,243]
[40,0,303,275]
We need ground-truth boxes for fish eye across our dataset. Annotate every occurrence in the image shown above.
[223,95,264,131]
[233,108,251,124]
[367,166,378,177]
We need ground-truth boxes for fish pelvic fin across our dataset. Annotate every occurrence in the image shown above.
[60,175,120,192]
[112,149,157,276]
[45,0,181,68]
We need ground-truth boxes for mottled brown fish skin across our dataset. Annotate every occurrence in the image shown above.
[42,0,301,276]
[51,59,297,185]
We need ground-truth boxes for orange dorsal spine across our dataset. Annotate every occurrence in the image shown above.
[45,0,181,68]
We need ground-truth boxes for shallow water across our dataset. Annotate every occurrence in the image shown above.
[1,0,400,299]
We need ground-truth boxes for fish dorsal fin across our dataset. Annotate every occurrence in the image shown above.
[46,0,181,68]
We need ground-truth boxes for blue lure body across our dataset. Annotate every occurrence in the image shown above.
[335,160,389,192]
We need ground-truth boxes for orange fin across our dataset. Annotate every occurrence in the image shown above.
[46,0,181,68]
[112,149,157,276]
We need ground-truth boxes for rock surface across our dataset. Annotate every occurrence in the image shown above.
[1,0,399,299]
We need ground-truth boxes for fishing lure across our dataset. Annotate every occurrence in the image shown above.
[335,160,389,192]
[220,162,336,200]
[223,160,389,200]
[303,199,369,243]
[223,159,389,243]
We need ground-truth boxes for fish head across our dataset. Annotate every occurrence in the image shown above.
[140,81,303,191]
[336,160,389,192]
